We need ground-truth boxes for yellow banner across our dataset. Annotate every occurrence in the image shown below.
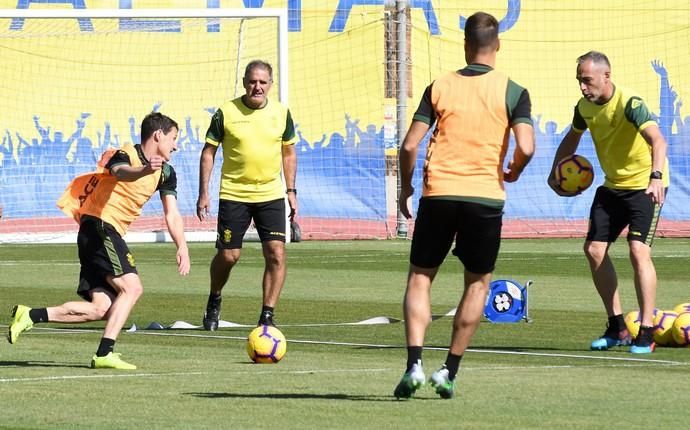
[0,0,688,151]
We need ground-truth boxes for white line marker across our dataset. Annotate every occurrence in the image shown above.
[0,372,204,383]
[4,326,687,366]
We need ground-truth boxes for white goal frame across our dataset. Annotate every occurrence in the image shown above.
[0,8,290,244]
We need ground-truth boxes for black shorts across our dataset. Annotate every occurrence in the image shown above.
[76,216,137,301]
[216,198,286,249]
[409,198,503,273]
[586,186,664,246]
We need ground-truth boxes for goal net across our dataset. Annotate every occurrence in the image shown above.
[0,8,288,243]
[401,1,690,238]
[2,2,690,243]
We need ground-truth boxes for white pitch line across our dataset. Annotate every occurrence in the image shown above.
[463,364,644,371]
[286,339,686,366]
[0,261,77,266]
[0,371,205,383]
[461,347,686,365]
[5,326,687,366]
[1,362,675,385]
[0,368,391,384]
[123,329,688,366]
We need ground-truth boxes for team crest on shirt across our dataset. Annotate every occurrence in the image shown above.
[127,253,136,267]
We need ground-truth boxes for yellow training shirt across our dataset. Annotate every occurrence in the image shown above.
[572,85,670,189]
[206,97,296,203]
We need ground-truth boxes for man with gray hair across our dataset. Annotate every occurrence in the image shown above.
[548,51,669,354]
[197,60,297,330]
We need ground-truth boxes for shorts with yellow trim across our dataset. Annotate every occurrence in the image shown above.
[76,216,137,301]
[216,198,286,249]
[586,186,665,246]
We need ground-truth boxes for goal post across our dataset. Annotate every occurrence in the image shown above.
[0,8,290,244]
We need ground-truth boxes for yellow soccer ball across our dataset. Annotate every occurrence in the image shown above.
[671,312,690,347]
[555,154,594,194]
[624,310,642,338]
[672,302,690,315]
[246,325,287,363]
[624,309,658,339]
[653,311,678,346]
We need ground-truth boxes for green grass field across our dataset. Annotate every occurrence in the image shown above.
[1,238,690,429]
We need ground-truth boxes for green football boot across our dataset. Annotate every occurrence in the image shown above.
[7,305,34,344]
[429,366,456,399]
[393,360,425,399]
[91,352,137,370]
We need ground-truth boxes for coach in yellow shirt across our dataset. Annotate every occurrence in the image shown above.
[548,51,669,354]
[197,60,297,330]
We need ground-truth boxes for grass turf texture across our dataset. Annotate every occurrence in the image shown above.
[1,238,689,429]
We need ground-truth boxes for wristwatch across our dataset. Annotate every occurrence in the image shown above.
[650,170,663,180]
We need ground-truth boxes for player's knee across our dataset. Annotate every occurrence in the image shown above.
[583,242,605,262]
[217,249,240,266]
[119,282,143,301]
[263,243,285,266]
[628,242,652,265]
[92,303,111,320]
[131,283,144,300]
[266,250,283,265]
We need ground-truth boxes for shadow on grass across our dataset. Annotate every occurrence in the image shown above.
[185,392,425,402]
[0,360,88,369]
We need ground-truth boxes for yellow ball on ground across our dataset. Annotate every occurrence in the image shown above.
[672,303,690,315]
[246,325,287,363]
[671,312,690,347]
[624,310,641,338]
[653,311,678,346]
[624,309,658,339]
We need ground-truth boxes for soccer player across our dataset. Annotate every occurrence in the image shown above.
[196,60,297,330]
[548,51,669,354]
[7,112,190,370]
[394,12,535,399]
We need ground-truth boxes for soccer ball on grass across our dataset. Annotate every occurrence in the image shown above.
[672,303,690,315]
[555,154,594,194]
[671,312,690,347]
[246,325,287,363]
[652,311,678,346]
[624,309,658,339]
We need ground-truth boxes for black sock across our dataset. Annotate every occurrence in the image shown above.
[207,292,222,307]
[637,325,654,345]
[96,337,116,357]
[406,346,423,372]
[258,306,276,325]
[28,308,49,323]
[608,314,625,332]
[444,353,463,381]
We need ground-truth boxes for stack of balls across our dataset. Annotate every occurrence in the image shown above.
[624,303,690,347]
